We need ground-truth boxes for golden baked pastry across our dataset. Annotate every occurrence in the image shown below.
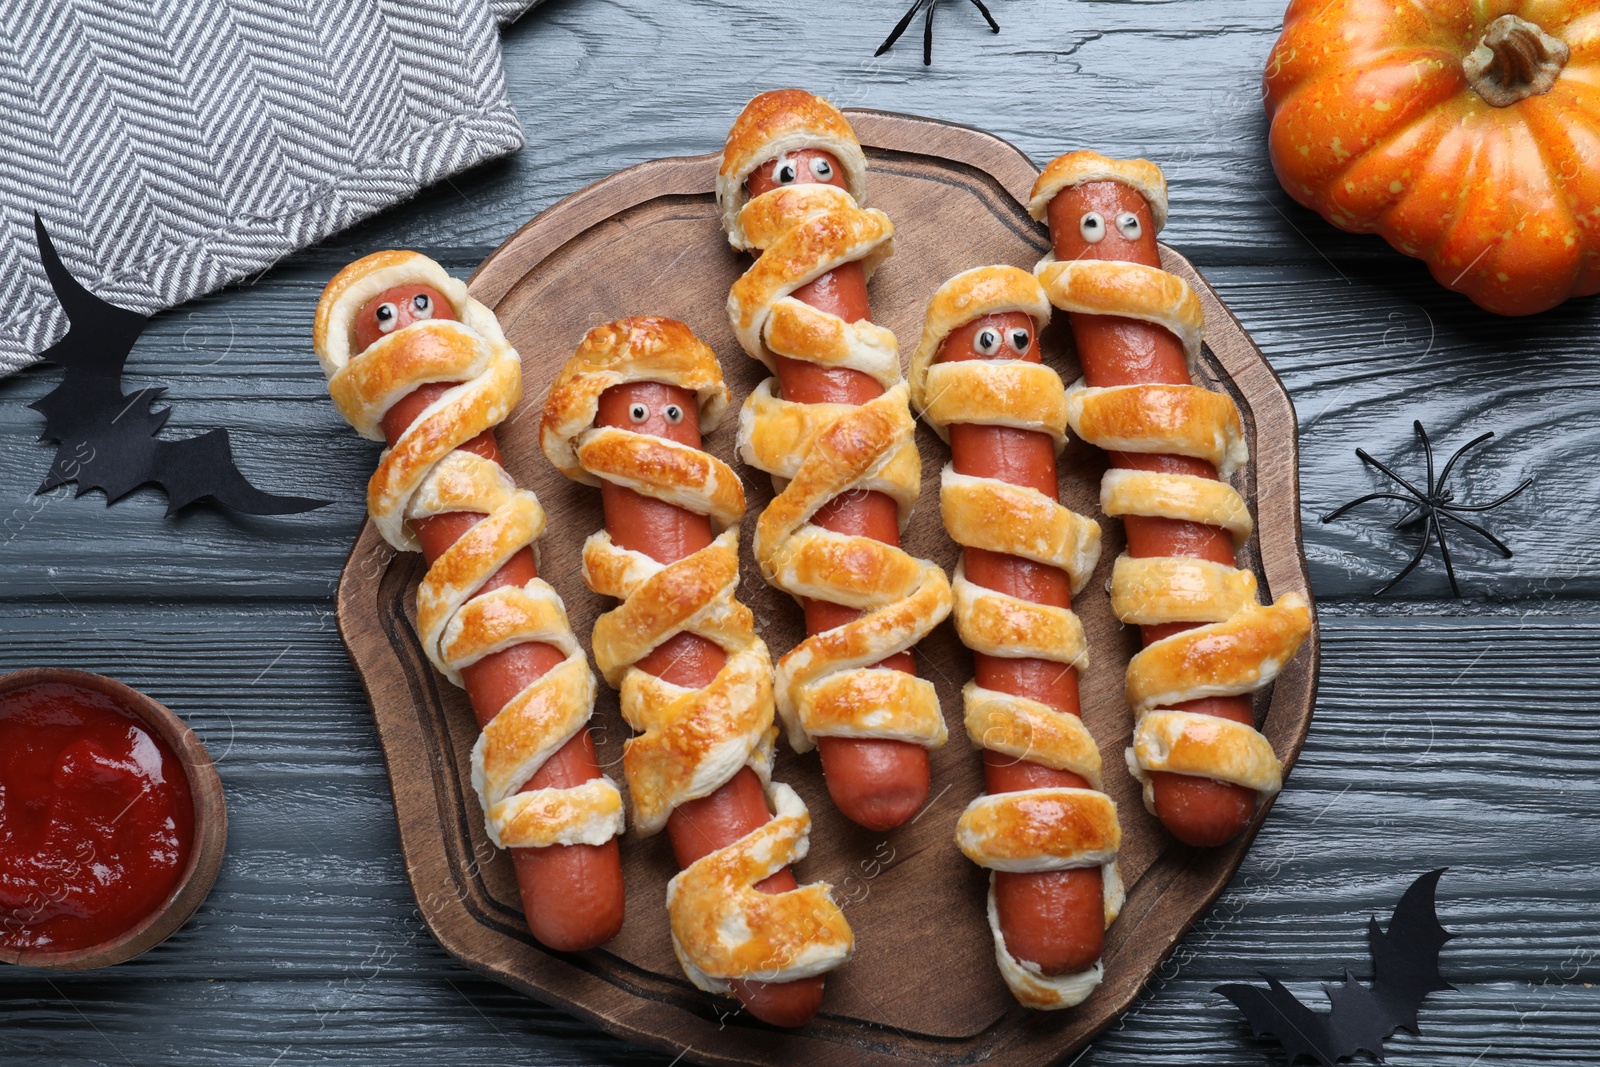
[541,316,853,993]
[720,90,953,757]
[913,266,1122,1010]
[313,251,623,852]
[1030,153,1313,815]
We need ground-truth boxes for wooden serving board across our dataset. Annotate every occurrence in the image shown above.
[335,109,1319,1066]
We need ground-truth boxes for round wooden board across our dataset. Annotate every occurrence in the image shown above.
[335,109,1319,1066]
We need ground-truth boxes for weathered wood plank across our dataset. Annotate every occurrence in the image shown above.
[0,608,1595,1063]
[0,976,675,1066]
[5,0,1598,1061]
[1098,981,1600,1066]
[257,0,1600,300]
[1207,264,1600,606]
[3,975,1593,1067]
[1,260,1591,608]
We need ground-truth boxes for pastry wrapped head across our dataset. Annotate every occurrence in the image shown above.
[908,265,1052,414]
[718,89,869,250]
[1028,151,1169,232]
[541,316,731,486]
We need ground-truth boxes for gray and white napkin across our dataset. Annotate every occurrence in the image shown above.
[0,0,539,376]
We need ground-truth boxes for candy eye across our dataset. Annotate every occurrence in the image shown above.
[773,158,799,185]
[411,292,433,318]
[1079,212,1106,243]
[809,157,834,182]
[375,302,399,333]
[628,403,649,423]
[1115,212,1142,241]
[1008,328,1031,354]
[975,327,1002,356]
[663,404,684,425]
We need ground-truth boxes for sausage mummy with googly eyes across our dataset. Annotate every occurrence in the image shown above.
[1030,152,1313,847]
[718,89,954,833]
[313,251,626,954]
[911,266,1121,1010]
[541,317,853,1028]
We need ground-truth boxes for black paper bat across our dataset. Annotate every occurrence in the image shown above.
[27,215,326,515]
[1216,869,1455,1066]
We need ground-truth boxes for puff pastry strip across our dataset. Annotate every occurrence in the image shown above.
[313,251,622,854]
[721,90,953,758]
[541,316,853,992]
[1031,152,1312,817]
[912,266,1123,1010]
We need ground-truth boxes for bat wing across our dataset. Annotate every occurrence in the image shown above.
[27,216,327,518]
[1216,976,1340,1067]
[151,429,328,515]
[32,214,146,375]
[29,216,153,447]
[1216,871,1456,1065]
[1322,970,1396,1061]
[1369,868,1455,1034]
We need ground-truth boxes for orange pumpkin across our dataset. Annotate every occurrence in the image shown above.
[1263,2,1600,316]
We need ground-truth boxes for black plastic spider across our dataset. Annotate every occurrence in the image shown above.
[1322,420,1532,597]
[876,0,999,65]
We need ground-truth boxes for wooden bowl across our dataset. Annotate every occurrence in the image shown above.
[0,667,227,970]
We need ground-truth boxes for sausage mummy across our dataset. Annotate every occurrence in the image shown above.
[719,89,954,831]
[313,251,626,951]
[1030,153,1313,845]
[910,266,1123,1009]
[541,317,853,1023]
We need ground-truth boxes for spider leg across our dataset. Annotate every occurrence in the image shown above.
[923,0,937,64]
[1376,508,1435,596]
[1414,420,1439,499]
[1355,448,1430,501]
[1444,476,1533,512]
[967,0,1001,32]
[1321,491,1420,523]
[1436,508,1516,558]
[1436,430,1496,489]
[1432,509,1461,597]
[876,0,928,56]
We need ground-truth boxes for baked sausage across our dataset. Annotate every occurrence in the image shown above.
[541,319,854,1028]
[311,258,627,955]
[1046,185,1254,845]
[749,154,929,831]
[1031,153,1312,847]
[911,267,1121,1009]
[594,379,825,1027]
[723,92,953,832]
[383,384,623,952]
[936,312,1104,976]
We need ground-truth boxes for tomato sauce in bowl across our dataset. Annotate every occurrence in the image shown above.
[0,670,224,968]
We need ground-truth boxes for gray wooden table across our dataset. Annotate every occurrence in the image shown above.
[3,2,1597,1064]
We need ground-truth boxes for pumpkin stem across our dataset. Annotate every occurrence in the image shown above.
[1463,14,1570,107]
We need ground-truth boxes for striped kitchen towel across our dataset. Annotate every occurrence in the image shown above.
[0,0,539,376]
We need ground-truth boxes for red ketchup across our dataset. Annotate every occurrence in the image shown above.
[0,682,195,952]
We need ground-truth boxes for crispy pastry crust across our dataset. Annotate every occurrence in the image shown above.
[1027,150,1169,231]
[1035,258,1203,369]
[1033,153,1313,812]
[668,782,854,992]
[542,317,730,487]
[718,89,869,250]
[909,265,1052,414]
[541,316,853,991]
[722,90,953,754]
[915,267,1122,1010]
[1100,468,1253,547]
[313,251,622,852]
